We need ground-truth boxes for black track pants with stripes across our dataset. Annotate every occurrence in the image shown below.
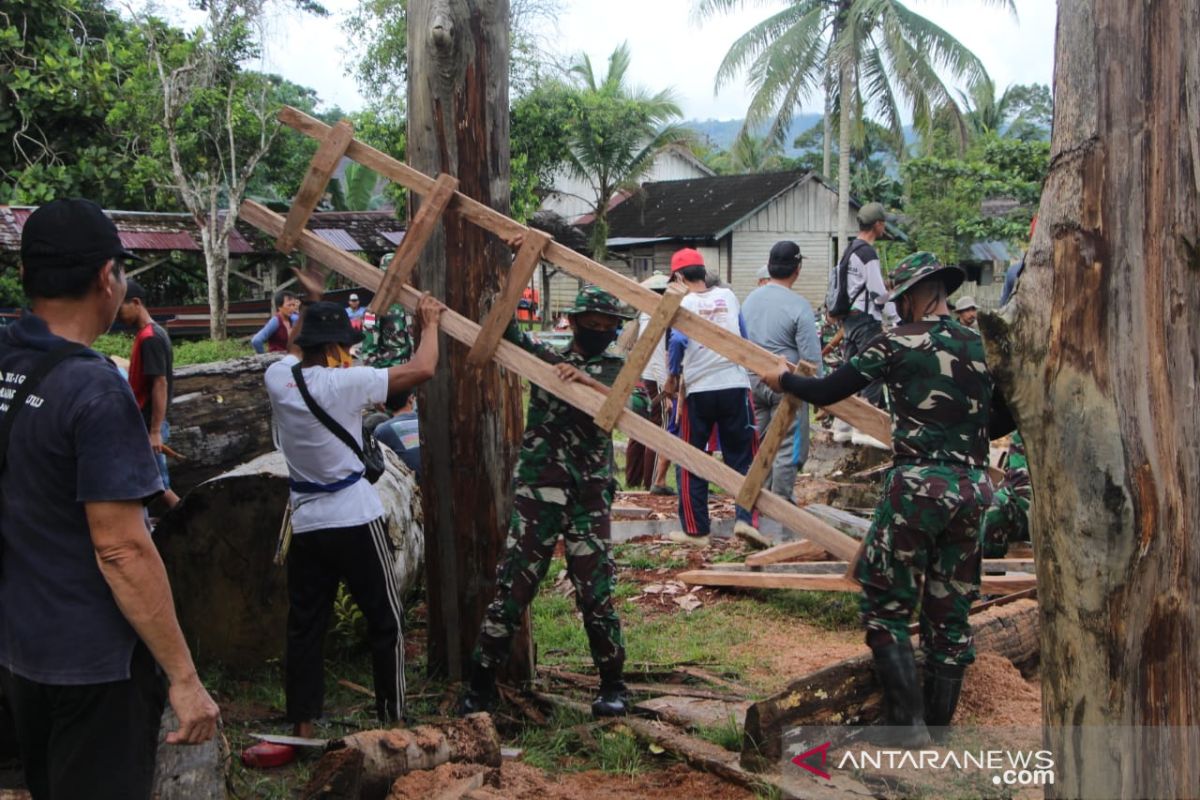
[285,517,405,722]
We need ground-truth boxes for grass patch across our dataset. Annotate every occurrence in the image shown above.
[513,708,655,776]
[694,714,744,752]
[612,543,685,571]
[750,590,860,631]
[91,332,252,365]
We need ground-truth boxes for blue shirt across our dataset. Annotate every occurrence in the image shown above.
[0,315,163,684]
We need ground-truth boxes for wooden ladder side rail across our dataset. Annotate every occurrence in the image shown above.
[240,199,862,562]
[275,119,355,254]
[370,173,459,313]
[735,365,810,510]
[275,106,893,445]
[678,569,1038,596]
[467,229,551,367]
[593,283,686,432]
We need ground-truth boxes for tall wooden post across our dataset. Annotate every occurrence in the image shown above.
[408,0,527,681]
[987,2,1200,797]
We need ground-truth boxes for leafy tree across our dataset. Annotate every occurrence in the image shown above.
[0,0,152,207]
[958,78,1053,142]
[695,0,1012,255]
[110,1,297,339]
[564,43,686,260]
[902,133,1048,263]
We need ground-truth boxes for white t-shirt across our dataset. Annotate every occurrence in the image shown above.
[679,287,750,395]
[265,355,390,533]
[638,312,669,385]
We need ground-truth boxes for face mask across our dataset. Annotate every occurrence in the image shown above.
[574,327,617,357]
[325,345,353,368]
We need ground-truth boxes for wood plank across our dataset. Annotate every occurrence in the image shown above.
[711,559,1036,574]
[466,229,550,367]
[805,504,871,536]
[275,105,892,444]
[680,569,1036,595]
[594,283,685,432]
[370,172,459,313]
[276,119,354,254]
[744,539,826,567]
[239,199,863,562]
[736,377,802,508]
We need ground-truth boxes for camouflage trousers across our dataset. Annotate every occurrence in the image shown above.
[472,484,625,672]
[856,464,993,667]
[980,485,1031,557]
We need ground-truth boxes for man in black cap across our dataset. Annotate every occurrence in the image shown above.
[117,279,179,509]
[0,199,219,798]
[264,268,442,736]
[740,241,821,511]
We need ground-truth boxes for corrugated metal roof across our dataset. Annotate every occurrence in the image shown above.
[119,231,198,251]
[382,230,405,246]
[967,241,1012,262]
[312,229,361,250]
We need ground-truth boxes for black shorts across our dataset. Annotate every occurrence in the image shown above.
[0,642,167,799]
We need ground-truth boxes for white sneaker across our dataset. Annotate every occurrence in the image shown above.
[733,521,770,549]
[832,420,853,443]
[851,429,889,450]
[665,530,711,547]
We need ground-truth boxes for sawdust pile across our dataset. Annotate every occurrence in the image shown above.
[958,653,1041,726]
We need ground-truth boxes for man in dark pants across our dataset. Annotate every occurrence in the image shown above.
[460,285,634,719]
[663,249,758,547]
[759,252,1013,746]
[0,199,218,799]
[265,271,443,736]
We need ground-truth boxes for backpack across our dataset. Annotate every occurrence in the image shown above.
[825,238,874,318]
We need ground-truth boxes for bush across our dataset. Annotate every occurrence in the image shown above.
[90,334,252,366]
[92,333,133,359]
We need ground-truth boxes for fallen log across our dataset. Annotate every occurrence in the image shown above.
[301,714,501,800]
[679,569,1037,595]
[741,598,1040,769]
[155,449,423,668]
[167,354,284,495]
[152,708,229,800]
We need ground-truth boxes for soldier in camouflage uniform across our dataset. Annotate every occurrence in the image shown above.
[460,285,636,719]
[360,254,414,368]
[981,431,1031,557]
[759,252,1014,745]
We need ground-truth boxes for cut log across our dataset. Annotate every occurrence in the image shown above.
[299,747,364,800]
[319,714,501,800]
[741,598,1040,769]
[167,354,284,496]
[152,708,228,800]
[154,450,423,668]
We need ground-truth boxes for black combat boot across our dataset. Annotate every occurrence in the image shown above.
[924,661,966,740]
[591,666,629,718]
[871,640,932,747]
[457,661,498,716]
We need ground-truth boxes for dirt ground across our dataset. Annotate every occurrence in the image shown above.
[388,761,755,800]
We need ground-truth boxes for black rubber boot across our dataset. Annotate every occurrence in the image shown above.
[924,661,966,739]
[457,662,498,716]
[591,667,629,718]
[871,641,932,748]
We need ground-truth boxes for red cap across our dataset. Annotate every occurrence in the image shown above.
[671,248,705,272]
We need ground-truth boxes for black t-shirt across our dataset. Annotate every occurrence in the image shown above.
[135,323,173,429]
[0,315,163,684]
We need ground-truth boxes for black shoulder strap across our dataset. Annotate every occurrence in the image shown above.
[290,362,366,462]
[839,239,872,305]
[0,343,87,473]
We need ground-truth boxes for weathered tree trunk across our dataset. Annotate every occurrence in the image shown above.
[303,714,501,800]
[981,4,1200,797]
[199,210,231,340]
[822,68,833,180]
[407,0,526,682]
[155,451,424,668]
[741,599,1040,768]
[835,55,852,255]
[168,354,283,496]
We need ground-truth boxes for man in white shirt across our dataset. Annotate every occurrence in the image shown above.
[662,249,758,547]
[265,279,442,737]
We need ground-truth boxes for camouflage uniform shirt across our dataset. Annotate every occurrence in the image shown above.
[505,323,624,501]
[849,314,992,467]
[361,303,414,368]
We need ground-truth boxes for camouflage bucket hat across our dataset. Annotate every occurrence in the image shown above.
[880,251,966,305]
[564,285,636,319]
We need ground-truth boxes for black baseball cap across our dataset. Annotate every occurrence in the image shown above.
[294,301,364,348]
[768,240,803,267]
[123,279,147,303]
[21,199,140,272]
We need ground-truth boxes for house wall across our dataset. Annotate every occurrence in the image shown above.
[540,149,713,222]
[727,179,859,306]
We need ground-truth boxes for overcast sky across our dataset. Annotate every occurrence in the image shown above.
[155,0,1057,121]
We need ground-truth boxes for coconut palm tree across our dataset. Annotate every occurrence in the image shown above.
[695,0,1013,251]
[565,42,687,260]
